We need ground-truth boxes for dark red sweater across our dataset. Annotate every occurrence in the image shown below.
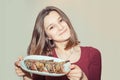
[32,46,102,80]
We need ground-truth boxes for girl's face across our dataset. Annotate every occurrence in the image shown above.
[44,11,71,42]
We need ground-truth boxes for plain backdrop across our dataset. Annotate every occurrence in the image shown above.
[0,0,120,80]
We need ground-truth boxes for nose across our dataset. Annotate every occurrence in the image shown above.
[57,24,63,30]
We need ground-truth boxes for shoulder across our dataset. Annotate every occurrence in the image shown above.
[80,46,101,58]
[80,46,101,67]
[81,46,100,53]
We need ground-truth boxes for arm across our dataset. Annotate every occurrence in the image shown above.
[88,48,102,80]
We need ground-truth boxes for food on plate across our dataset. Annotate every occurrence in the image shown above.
[24,59,70,74]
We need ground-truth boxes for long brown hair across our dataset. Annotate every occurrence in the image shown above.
[27,6,79,55]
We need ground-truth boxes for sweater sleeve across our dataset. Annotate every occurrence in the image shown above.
[88,47,102,80]
[32,74,45,80]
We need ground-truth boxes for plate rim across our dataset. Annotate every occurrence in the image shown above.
[20,55,71,77]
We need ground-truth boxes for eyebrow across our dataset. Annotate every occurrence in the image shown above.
[46,16,61,29]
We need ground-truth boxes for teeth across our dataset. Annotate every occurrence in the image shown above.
[24,59,70,74]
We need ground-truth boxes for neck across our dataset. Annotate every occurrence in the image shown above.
[55,41,68,51]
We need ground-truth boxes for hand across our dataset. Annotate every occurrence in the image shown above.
[67,64,83,80]
[14,56,32,80]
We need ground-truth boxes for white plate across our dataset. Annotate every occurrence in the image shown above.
[20,55,71,76]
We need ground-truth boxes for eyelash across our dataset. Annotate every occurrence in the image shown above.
[49,26,54,30]
[59,18,63,22]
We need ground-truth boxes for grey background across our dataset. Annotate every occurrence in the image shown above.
[0,0,120,80]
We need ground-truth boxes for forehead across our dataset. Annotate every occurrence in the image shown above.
[44,11,61,26]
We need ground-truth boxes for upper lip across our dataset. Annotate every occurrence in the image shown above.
[59,29,67,35]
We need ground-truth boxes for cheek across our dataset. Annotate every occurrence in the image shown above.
[62,21,68,27]
[47,31,58,39]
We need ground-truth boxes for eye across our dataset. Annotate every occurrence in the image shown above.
[49,26,54,30]
[59,18,63,22]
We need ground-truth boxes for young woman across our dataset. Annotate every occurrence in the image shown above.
[15,6,101,80]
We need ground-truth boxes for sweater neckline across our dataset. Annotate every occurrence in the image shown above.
[52,46,83,64]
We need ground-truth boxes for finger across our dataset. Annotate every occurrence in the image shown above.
[16,68,25,74]
[70,65,76,69]
[15,66,19,70]
[67,71,83,80]
[70,64,80,70]
[67,74,81,80]
[16,70,24,74]
[14,61,20,67]
[16,71,25,76]
[69,66,81,74]
[69,69,81,74]
[68,73,81,78]
[67,76,79,80]
[63,69,71,75]
[14,56,22,66]
[15,56,23,67]
[15,67,23,71]
[18,56,24,61]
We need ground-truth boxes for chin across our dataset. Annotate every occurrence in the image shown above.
[56,37,70,42]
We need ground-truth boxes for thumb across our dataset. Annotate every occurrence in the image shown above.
[70,64,80,70]
[15,56,24,67]
[70,64,77,69]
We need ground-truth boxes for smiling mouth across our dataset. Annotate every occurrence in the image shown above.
[59,29,67,35]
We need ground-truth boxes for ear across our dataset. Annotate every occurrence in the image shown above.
[46,34,52,40]
[48,37,52,40]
